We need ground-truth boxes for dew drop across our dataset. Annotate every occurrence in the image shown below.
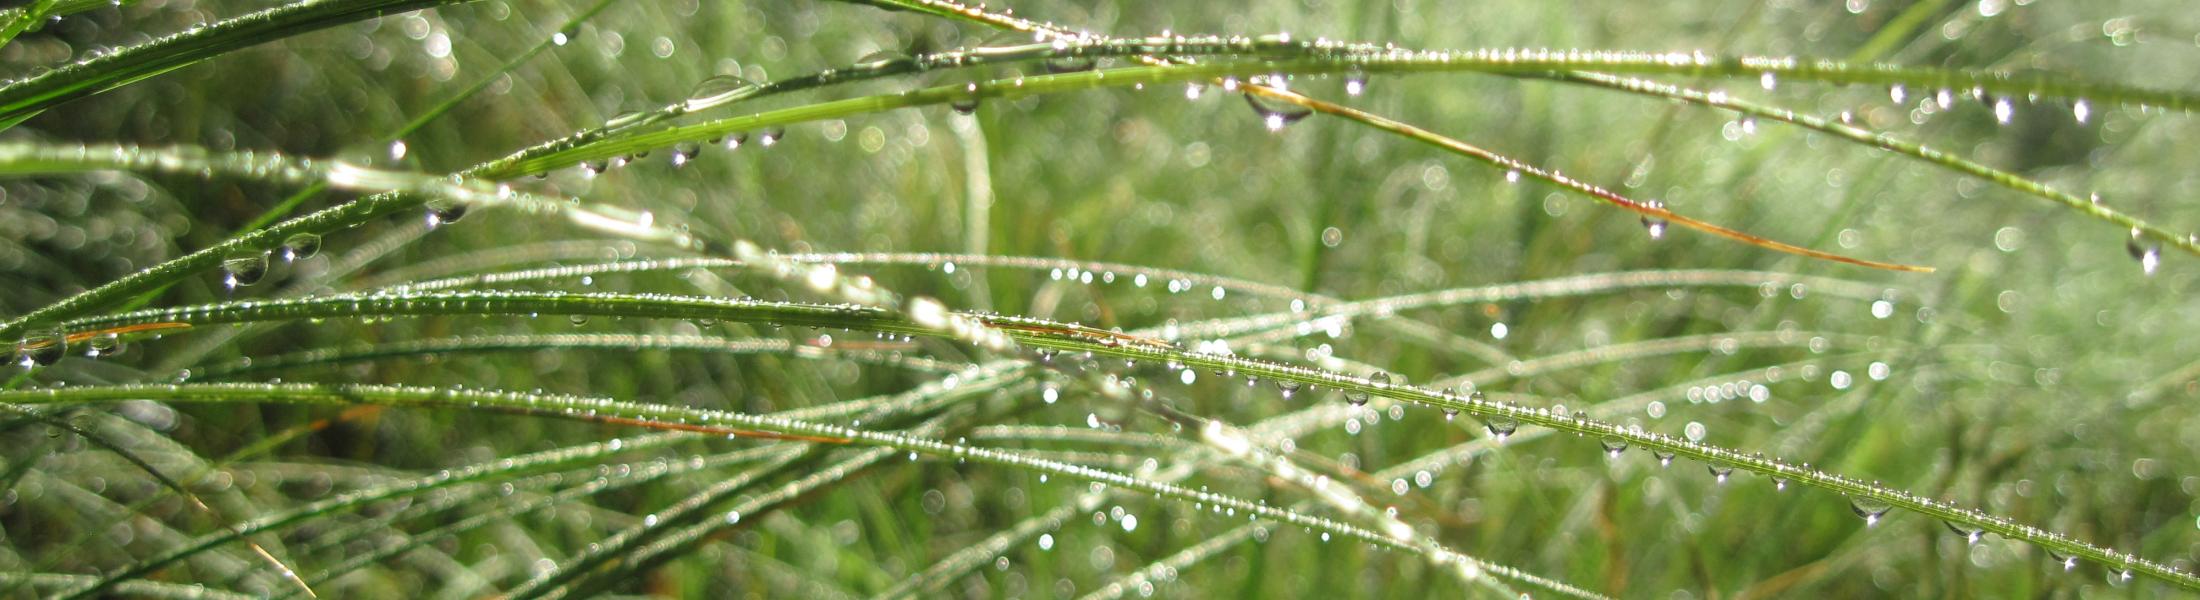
[1758,71,1777,91]
[1849,495,1892,526]
[1344,69,1368,96]
[1934,88,1954,110]
[2072,99,2091,124]
[686,75,761,112]
[1639,200,1668,240]
[221,250,270,289]
[1651,449,1675,466]
[16,328,66,367]
[388,140,409,162]
[1944,520,1984,545]
[1707,465,1733,484]
[2126,229,2160,276]
[1244,93,1312,131]
[1992,97,2013,124]
[280,233,321,262]
[670,142,702,167]
[950,83,982,115]
[1599,436,1628,458]
[1888,85,1906,104]
[425,201,467,229]
[1484,413,1518,442]
[1274,379,1302,399]
[569,314,590,325]
[758,127,785,147]
[1042,52,1094,74]
[854,50,913,71]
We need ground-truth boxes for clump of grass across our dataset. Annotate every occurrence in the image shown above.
[0,0,2194,597]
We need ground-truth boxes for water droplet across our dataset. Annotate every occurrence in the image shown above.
[1484,414,1518,442]
[1652,450,1675,466]
[85,332,122,359]
[1599,436,1628,458]
[1244,93,1312,131]
[1888,85,1907,104]
[758,127,785,146]
[280,233,321,262]
[582,159,609,176]
[1042,51,1094,74]
[1344,69,1368,96]
[1758,71,1777,91]
[1504,170,1521,184]
[2072,99,2091,124]
[388,140,408,162]
[1707,465,1733,484]
[16,328,66,367]
[1639,200,1668,240]
[604,110,649,130]
[1849,495,1892,526]
[2048,550,2078,571]
[685,75,761,112]
[1992,97,2013,124]
[1934,88,1954,110]
[854,50,913,72]
[568,314,590,325]
[425,201,467,228]
[670,142,702,167]
[222,250,270,289]
[1944,520,1984,545]
[552,31,570,46]
[950,83,982,115]
[2127,229,2160,276]
[1347,372,1384,406]
[1275,379,1302,399]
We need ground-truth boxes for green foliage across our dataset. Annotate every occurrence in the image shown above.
[0,0,2195,597]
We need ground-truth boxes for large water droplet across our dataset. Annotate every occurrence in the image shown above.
[950,83,982,115]
[222,250,269,289]
[1849,495,1892,526]
[1888,85,1906,104]
[1275,379,1302,399]
[16,328,65,367]
[280,233,321,262]
[686,75,760,112]
[1944,520,1984,545]
[2072,99,2091,124]
[1244,92,1313,131]
[1599,435,1628,458]
[1484,413,1518,442]
[1639,200,1668,240]
[1652,449,1675,467]
[1707,464,1733,484]
[1344,68,1368,96]
[854,50,913,72]
[425,201,467,229]
[670,142,702,167]
[2126,229,2160,276]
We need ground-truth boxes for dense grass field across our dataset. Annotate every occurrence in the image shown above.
[0,0,2195,597]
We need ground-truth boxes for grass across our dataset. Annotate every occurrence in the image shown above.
[0,0,2196,597]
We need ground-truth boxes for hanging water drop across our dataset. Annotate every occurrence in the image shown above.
[671,142,702,167]
[2126,229,2160,276]
[425,200,467,228]
[2072,99,2091,124]
[569,314,590,325]
[1344,68,1368,96]
[1484,414,1518,442]
[685,75,761,112]
[1042,49,1094,73]
[1275,379,1302,399]
[1888,85,1906,104]
[1652,449,1675,467]
[1758,71,1776,91]
[16,328,65,367]
[1707,464,1733,484]
[854,50,914,72]
[1934,88,1953,110]
[221,250,269,289]
[1599,436,1628,458]
[582,159,609,176]
[1244,93,1312,132]
[388,140,409,162]
[1849,495,1892,527]
[280,233,321,262]
[758,127,784,147]
[1639,200,1668,240]
[1944,520,1984,545]
[950,83,982,115]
